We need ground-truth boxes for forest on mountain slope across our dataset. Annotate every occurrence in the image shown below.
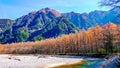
[0,7,119,44]
[0,19,14,32]
[0,22,120,54]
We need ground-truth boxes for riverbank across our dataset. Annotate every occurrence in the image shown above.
[47,60,86,68]
[0,54,119,68]
[0,54,83,68]
[50,54,120,68]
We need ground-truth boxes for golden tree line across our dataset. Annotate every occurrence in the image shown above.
[0,22,120,54]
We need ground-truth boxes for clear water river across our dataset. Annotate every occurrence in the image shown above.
[80,58,104,68]
[52,56,104,68]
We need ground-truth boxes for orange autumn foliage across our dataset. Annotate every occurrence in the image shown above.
[0,22,119,54]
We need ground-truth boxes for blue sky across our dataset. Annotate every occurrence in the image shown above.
[0,0,110,19]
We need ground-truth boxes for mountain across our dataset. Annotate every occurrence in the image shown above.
[29,17,78,41]
[102,8,120,24]
[62,8,120,29]
[0,8,119,43]
[62,12,92,29]
[13,8,61,32]
[0,19,14,32]
[0,8,78,43]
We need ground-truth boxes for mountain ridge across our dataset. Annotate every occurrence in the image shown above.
[0,7,119,43]
[0,8,79,43]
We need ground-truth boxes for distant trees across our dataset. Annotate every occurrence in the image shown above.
[14,28,29,42]
[1,29,13,43]
[0,22,119,54]
[33,35,44,41]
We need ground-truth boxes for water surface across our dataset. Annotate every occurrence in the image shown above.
[80,58,104,68]
[52,56,104,68]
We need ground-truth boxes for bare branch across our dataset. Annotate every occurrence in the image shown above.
[99,0,120,8]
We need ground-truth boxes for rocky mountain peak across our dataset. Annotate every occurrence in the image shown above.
[38,8,61,17]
